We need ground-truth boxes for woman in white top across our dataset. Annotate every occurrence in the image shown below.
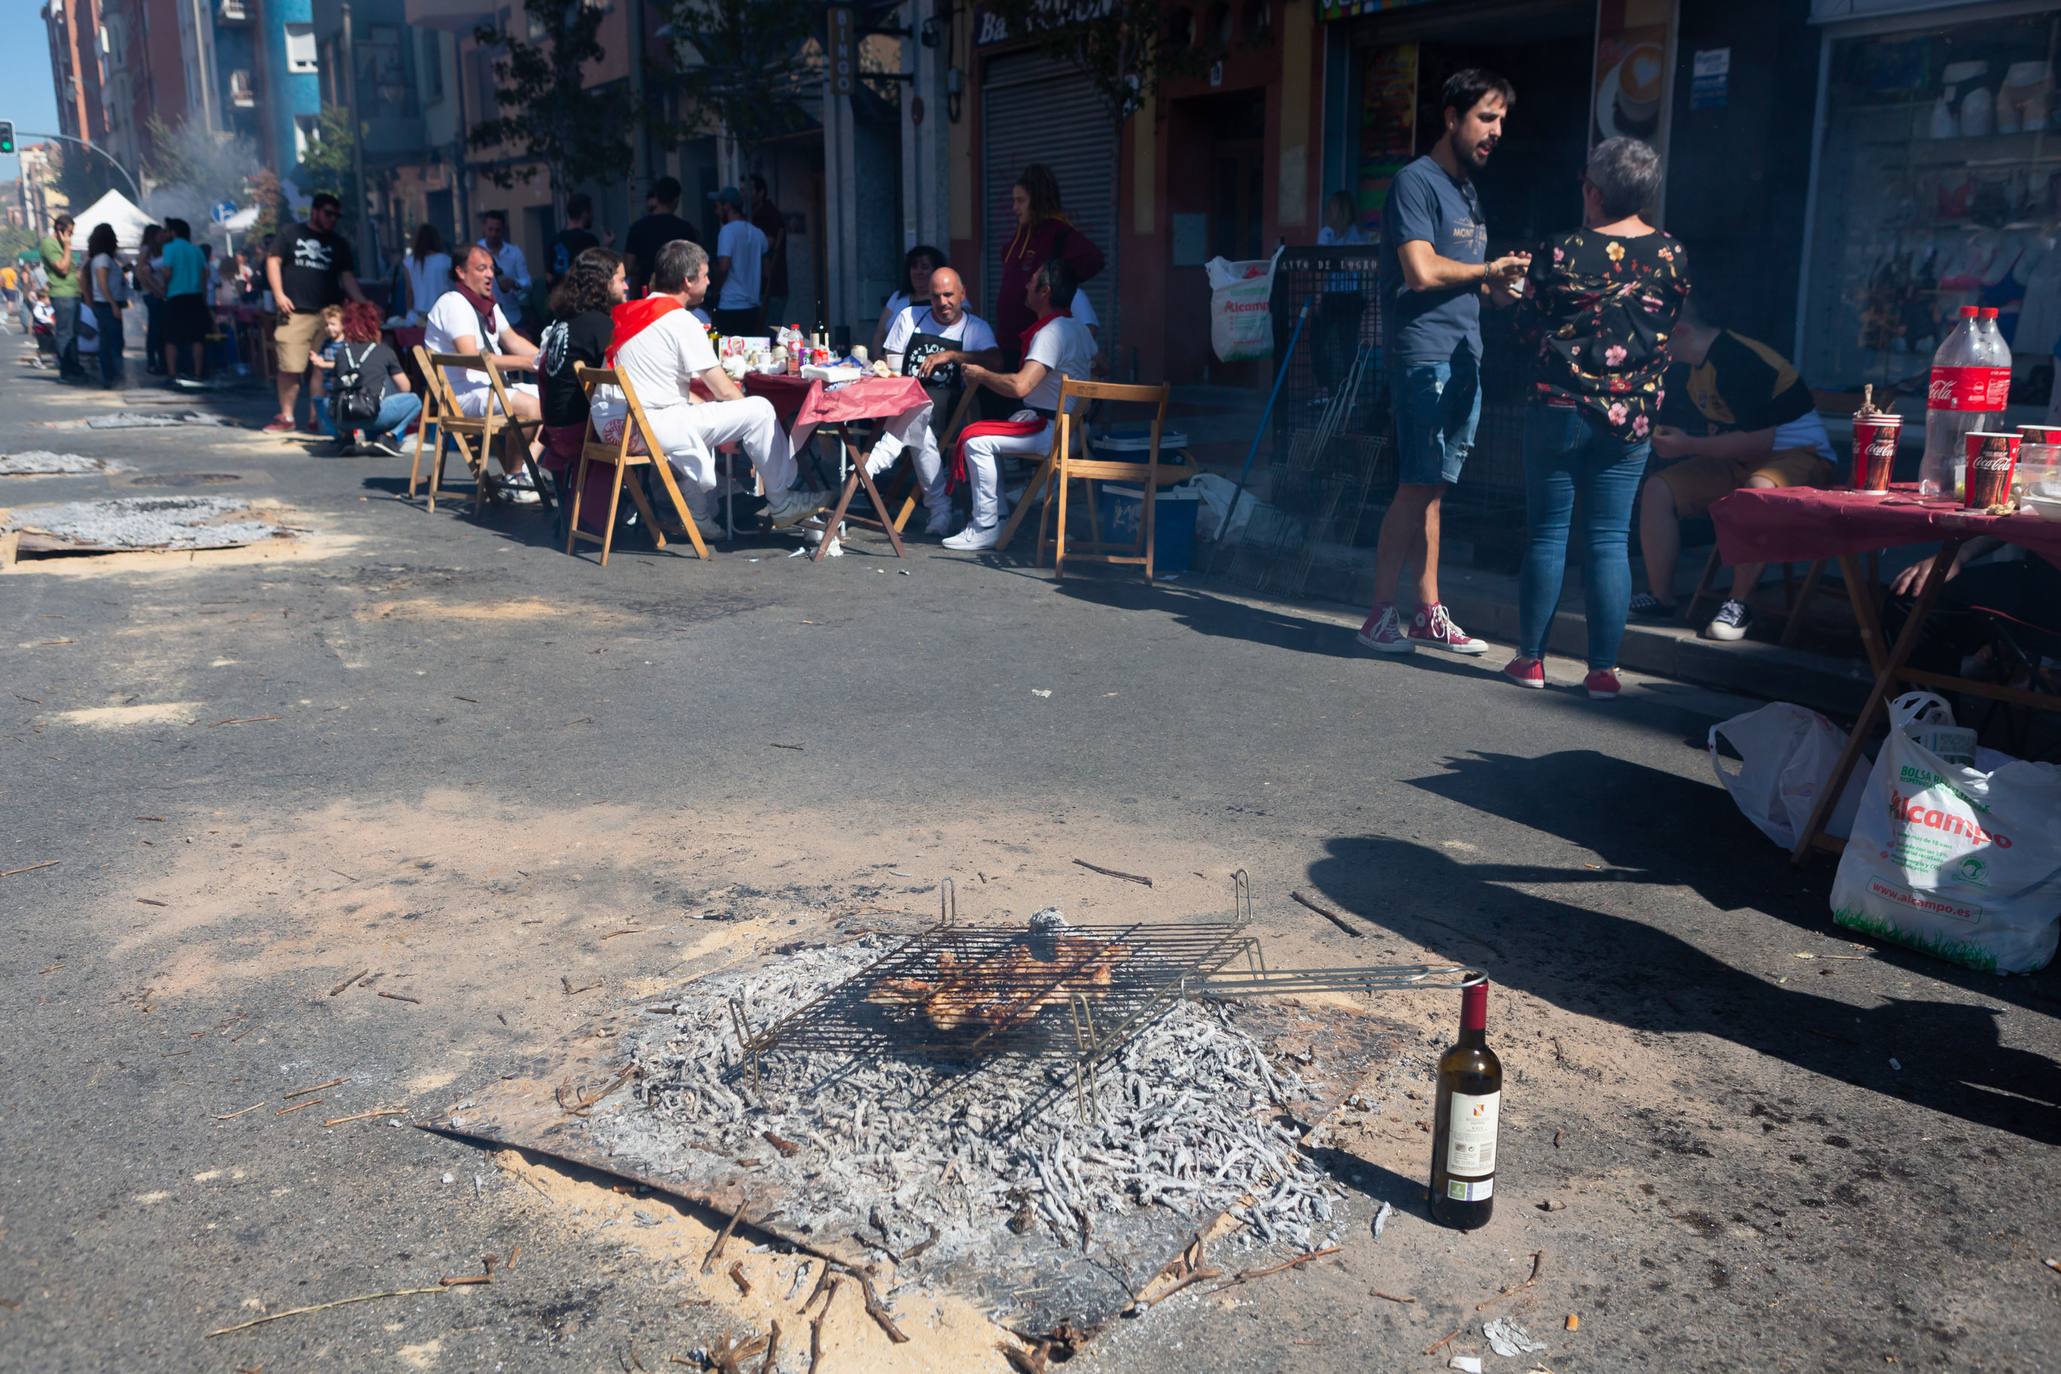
[84,222,127,389]
[402,223,454,325]
[869,243,945,359]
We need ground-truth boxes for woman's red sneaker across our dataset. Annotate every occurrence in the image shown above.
[1501,657,1546,690]
[1583,669,1622,700]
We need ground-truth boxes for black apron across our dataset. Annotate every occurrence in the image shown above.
[900,312,966,426]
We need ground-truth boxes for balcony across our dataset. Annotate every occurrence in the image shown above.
[218,0,248,22]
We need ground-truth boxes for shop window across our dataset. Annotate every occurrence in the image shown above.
[1801,10,2060,402]
[285,22,318,74]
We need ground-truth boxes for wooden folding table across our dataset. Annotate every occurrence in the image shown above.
[1708,483,2061,865]
[741,372,934,562]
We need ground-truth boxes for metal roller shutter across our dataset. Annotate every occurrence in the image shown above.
[981,50,1119,350]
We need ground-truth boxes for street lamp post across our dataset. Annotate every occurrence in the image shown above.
[16,130,144,203]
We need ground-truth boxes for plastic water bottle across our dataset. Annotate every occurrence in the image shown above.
[1921,306,1983,496]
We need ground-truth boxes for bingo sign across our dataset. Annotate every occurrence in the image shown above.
[829,5,856,97]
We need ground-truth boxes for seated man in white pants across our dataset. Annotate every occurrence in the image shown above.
[594,238,824,530]
[947,258,1097,551]
[425,244,546,502]
[865,266,1002,536]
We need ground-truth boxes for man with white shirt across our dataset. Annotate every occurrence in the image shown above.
[595,239,825,529]
[946,258,1096,551]
[479,211,533,333]
[425,244,546,502]
[864,266,1001,536]
[708,187,768,338]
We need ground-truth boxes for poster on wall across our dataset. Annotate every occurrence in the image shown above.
[1356,44,1419,235]
[1592,0,1674,153]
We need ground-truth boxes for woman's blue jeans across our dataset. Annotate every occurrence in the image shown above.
[319,391,422,439]
[91,302,124,388]
[1517,404,1651,669]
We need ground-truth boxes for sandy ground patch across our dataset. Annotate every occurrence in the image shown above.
[48,701,202,728]
[3,526,359,578]
[356,596,608,624]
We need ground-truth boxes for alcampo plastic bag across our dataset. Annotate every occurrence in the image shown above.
[1205,250,1280,364]
[1829,694,2061,973]
[1708,703,1867,848]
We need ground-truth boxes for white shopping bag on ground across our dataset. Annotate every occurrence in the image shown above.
[1205,250,1280,364]
[1829,696,2061,974]
[1709,703,1867,848]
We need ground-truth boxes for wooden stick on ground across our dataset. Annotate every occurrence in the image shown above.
[759,1319,781,1374]
[1072,858,1153,887]
[701,1199,751,1275]
[214,1102,267,1120]
[728,1261,752,1297]
[284,1076,348,1100]
[328,969,370,997]
[853,1269,910,1343]
[204,1285,449,1336]
[275,1099,324,1116]
[1209,1246,1341,1293]
[377,990,422,1005]
[322,1108,405,1127]
[0,860,61,879]
[1475,1248,1546,1312]
[1290,890,1363,938]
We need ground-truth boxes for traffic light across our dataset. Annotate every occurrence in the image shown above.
[0,122,15,156]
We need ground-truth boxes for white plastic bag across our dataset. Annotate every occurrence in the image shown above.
[1205,250,1279,363]
[1830,695,2061,973]
[1709,703,1867,848]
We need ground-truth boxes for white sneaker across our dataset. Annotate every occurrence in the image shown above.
[943,522,1001,551]
[498,470,541,505]
[922,509,955,537]
[761,487,828,528]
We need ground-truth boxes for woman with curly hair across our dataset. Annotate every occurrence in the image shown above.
[324,299,420,455]
[991,163,1103,366]
[538,247,627,473]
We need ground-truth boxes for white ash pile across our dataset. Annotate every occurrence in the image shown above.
[591,932,1347,1281]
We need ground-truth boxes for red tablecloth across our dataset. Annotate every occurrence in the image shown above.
[742,372,928,430]
[1711,483,2061,567]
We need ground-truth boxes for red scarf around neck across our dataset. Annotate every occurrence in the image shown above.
[1019,307,1071,356]
[605,296,682,367]
[453,280,498,340]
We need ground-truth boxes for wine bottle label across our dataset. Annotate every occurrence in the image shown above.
[1445,1090,1500,1175]
[1445,1177,1494,1202]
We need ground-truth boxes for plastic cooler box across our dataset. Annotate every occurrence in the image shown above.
[1089,428,1196,574]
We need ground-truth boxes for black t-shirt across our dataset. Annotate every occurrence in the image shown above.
[623,214,698,293]
[1682,330,1817,433]
[550,228,600,282]
[539,309,614,428]
[274,221,356,312]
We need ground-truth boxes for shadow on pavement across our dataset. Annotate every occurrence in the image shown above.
[1302,750,2061,1147]
[1044,576,1363,659]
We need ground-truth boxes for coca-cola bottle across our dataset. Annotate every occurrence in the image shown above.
[1977,306,2013,414]
[1921,306,1984,497]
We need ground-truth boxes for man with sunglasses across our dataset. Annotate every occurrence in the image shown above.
[265,193,368,433]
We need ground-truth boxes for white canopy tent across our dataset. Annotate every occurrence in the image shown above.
[67,190,157,254]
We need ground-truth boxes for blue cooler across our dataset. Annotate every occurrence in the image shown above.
[1089,428,1196,575]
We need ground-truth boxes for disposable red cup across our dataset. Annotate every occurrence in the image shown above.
[1851,412,1902,492]
[1964,430,2020,508]
[2019,423,2061,446]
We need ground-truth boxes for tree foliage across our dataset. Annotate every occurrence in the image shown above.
[297,107,359,210]
[659,0,823,160]
[976,0,1209,124]
[469,0,642,204]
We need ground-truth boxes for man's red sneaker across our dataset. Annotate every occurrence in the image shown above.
[261,417,295,433]
[1501,657,1545,689]
[1355,604,1415,655]
[1407,602,1489,656]
[1583,669,1622,700]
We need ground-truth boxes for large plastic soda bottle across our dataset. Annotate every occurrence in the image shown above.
[1977,306,2012,416]
[1921,306,1983,496]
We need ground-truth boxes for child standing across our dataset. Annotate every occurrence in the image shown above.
[304,305,347,439]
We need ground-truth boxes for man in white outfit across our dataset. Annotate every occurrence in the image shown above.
[424,244,546,502]
[947,258,1097,551]
[866,265,1002,536]
[596,239,825,529]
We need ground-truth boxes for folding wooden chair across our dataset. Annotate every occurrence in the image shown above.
[890,385,983,535]
[416,351,550,514]
[565,364,710,566]
[405,343,447,504]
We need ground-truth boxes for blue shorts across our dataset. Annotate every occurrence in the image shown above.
[1392,349,1482,487]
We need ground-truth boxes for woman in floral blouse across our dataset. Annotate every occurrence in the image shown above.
[1503,136,1691,700]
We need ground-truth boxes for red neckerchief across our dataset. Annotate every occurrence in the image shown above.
[605,296,682,366]
[1019,307,1071,357]
[453,280,498,340]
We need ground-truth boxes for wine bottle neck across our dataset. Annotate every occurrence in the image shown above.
[1456,1026,1487,1049]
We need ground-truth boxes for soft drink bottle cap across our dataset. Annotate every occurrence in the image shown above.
[1979,307,1999,319]
[1959,305,1980,318]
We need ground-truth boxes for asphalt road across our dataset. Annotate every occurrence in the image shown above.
[2,353,2056,1374]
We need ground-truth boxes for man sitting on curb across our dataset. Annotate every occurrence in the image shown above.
[1636,305,1839,641]
[947,258,1096,552]
[424,244,546,503]
[593,239,826,532]
[864,265,1003,537]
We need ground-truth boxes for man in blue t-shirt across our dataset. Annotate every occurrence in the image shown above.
[1358,68,1531,658]
[158,218,210,385]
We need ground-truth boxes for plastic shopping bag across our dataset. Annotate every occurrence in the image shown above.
[1206,250,1280,364]
[1709,703,1867,848]
[1829,694,2061,973]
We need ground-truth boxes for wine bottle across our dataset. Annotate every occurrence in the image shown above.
[1429,979,1502,1230]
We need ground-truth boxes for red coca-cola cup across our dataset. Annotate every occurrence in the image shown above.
[1851,412,1902,492]
[1964,430,2020,508]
